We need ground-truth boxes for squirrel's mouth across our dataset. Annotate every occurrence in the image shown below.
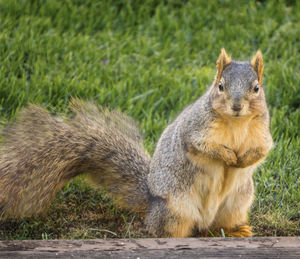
[231,111,246,118]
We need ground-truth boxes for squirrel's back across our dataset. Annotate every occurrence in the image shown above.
[148,91,212,196]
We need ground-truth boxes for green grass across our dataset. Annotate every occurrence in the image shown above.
[0,0,299,239]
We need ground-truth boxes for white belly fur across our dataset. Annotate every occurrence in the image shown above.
[168,156,257,230]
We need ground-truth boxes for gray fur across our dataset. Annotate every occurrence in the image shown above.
[222,61,257,103]
[148,92,213,196]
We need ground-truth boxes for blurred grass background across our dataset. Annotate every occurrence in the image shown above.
[0,0,299,239]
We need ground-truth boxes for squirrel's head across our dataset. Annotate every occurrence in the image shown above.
[211,48,266,118]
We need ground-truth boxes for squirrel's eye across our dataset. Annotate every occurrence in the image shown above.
[218,82,224,91]
[254,84,259,93]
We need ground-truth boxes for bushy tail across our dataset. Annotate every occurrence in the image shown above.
[0,100,151,218]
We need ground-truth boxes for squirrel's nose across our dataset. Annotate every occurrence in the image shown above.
[232,104,243,112]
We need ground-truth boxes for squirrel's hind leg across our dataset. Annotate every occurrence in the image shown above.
[145,196,195,237]
[211,176,254,237]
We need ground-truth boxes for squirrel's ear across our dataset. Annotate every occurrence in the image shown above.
[251,50,264,85]
[216,48,231,82]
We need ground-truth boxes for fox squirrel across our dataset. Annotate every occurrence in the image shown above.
[0,49,273,237]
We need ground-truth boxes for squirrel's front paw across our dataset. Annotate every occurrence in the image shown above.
[235,147,265,168]
[220,145,237,166]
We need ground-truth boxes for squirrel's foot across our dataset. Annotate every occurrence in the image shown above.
[226,225,253,237]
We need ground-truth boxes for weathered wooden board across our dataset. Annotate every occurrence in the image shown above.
[0,237,299,258]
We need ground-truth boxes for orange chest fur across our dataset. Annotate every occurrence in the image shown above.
[208,116,266,155]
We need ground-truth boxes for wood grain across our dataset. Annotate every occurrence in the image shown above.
[0,237,299,258]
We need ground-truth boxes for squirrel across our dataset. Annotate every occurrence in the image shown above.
[0,49,273,237]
